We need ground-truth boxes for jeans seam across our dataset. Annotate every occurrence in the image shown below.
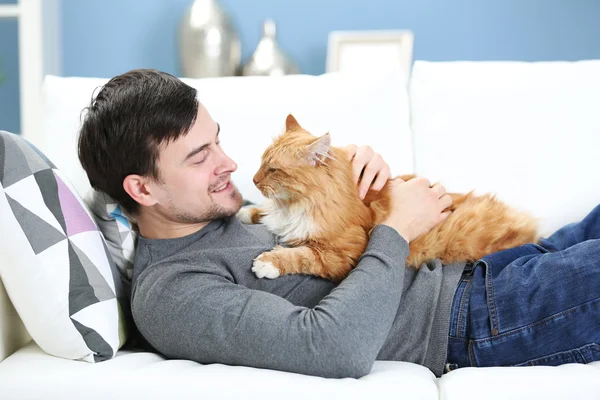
[468,340,476,367]
[471,304,583,344]
[447,336,469,342]
[484,260,499,336]
[456,278,472,336]
[517,343,600,366]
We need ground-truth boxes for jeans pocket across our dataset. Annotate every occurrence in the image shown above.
[515,343,600,366]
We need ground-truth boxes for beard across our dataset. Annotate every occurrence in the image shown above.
[167,182,244,224]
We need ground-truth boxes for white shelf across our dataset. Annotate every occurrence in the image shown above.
[0,4,20,18]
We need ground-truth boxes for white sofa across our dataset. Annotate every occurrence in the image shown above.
[1,60,600,399]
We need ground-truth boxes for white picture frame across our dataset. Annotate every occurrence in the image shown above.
[326,30,414,78]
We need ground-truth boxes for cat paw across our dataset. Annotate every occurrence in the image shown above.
[236,206,255,224]
[252,258,281,279]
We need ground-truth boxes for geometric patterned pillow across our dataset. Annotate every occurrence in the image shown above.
[84,189,138,283]
[0,131,130,362]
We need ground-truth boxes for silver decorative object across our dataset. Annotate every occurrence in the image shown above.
[241,19,300,76]
[179,0,241,78]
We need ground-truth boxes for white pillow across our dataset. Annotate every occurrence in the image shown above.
[0,131,129,362]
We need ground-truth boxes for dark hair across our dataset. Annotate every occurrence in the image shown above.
[78,69,198,214]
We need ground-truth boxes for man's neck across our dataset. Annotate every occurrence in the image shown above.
[135,210,211,240]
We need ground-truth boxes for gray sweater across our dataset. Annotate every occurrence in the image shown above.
[131,216,465,378]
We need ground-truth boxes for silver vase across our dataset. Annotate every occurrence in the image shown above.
[179,0,241,78]
[241,19,300,76]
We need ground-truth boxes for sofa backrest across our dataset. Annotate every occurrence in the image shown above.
[30,72,414,203]
[410,60,600,236]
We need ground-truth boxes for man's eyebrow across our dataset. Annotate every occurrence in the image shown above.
[182,123,220,163]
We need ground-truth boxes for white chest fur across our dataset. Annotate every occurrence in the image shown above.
[260,200,319,242]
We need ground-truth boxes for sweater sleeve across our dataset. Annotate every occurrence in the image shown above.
[131,224,409,379]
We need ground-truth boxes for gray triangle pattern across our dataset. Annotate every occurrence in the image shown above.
[21,137,56,169]
[67,241,100,316]
[1,132,32,188]
[6,194,66,254]
[119,231,131,243]
[70,318,114,362]
[34,169,67,233]
[101,238,125,296]
[71,241,116,305]
[14,136,51,174]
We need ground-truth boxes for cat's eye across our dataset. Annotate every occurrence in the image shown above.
[268,167,278,173]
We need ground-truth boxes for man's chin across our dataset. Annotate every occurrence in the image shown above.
[224,184,244,214]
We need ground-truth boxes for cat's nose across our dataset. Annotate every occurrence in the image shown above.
[253,177,259,185]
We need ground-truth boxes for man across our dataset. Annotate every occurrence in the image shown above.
[78,69,600,379]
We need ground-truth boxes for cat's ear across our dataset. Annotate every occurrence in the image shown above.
[306,133,331,166]
[285,114,302,131]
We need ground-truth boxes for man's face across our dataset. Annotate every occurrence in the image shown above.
[148,104,243,224]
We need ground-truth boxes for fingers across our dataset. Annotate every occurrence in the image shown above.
[439,193,453,210]
[351,145,373,185]
[439,210,453,223]
[431,182,447,199]
[409,176,431,189]
[370,165,392,192]
[386,176,405,189]
[348,144,393,198]
[358,158,387,198]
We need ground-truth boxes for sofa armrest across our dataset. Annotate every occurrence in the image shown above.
[0,276,31,363]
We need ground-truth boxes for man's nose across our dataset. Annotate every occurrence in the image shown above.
[215,147,237,174]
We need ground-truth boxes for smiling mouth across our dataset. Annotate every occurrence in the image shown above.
[211,181,229,193]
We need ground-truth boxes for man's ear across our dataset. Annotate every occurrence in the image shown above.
[306,133,331,166]
[123,174,158,208]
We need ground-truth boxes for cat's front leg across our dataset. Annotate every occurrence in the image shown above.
[252,245,349,282]
[236,205,264,224]
[252,245,318,279]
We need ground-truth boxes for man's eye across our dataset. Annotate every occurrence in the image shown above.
[194,151,208,164]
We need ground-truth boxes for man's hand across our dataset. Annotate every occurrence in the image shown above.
[381,177,453,243]
[344,144,392,199]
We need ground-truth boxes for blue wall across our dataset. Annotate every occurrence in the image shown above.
[2,0,600,133]
[0,0,19,133]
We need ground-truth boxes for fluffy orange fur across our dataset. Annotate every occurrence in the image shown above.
[242,114,539,282]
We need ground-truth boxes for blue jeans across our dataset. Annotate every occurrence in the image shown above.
[446,203,600,371]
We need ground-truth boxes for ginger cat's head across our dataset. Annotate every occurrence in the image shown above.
[253,114,353,203]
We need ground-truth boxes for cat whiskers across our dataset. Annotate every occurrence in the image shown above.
[262,186,286,203]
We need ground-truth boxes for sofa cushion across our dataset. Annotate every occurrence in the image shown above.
[438,361,600,400]
[0,341,440,400]
[2,341,600,400]
[0,131,129,362]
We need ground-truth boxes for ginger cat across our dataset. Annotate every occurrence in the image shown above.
[237,114,539,282]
